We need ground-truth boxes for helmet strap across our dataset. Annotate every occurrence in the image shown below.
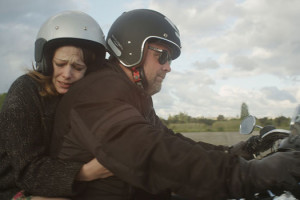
[130,42,149,90]
[131,67,144,89]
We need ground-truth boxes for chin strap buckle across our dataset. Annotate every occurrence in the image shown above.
[131,67,144,89]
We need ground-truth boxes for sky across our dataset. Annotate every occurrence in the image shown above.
[1,0,300,119]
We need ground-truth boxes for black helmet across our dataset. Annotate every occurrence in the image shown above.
[35,10,106,75]
[106,9,181,68]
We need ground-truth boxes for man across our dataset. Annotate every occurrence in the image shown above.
[51,9,300,199]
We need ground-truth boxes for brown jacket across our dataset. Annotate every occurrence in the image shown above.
[51,61,242,200]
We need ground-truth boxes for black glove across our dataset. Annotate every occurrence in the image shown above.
[243,134,285,156]
[229,141,255,160]
[243,135,262,155]
[229,135,264,160]
[238,151,300,199]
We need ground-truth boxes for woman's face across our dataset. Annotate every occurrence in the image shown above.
[52,46,87,94]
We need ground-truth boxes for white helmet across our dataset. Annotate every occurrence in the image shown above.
[35,10,106,75]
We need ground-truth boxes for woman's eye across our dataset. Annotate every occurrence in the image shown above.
[73,65,86,71]
[75,68,84,71]
[55,62,65,67]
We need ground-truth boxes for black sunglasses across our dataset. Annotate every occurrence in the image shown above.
[148,46,172,65]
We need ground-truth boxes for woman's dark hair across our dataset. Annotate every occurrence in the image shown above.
[28,44,103,97]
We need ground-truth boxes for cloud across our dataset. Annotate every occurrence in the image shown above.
[154,77,299,119]
[193,58,220,70]
[199,0,300,77]
[261,87,296,103]
[149,0,300,78]
[148,0,300,118]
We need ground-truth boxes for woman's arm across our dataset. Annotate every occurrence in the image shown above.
[76,158,113,181]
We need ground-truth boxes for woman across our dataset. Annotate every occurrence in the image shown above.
[0,11,112,199]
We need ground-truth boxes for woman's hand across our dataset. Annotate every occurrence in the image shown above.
[76,158,113,181]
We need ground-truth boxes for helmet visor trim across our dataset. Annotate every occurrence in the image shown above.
[107,37,122,56]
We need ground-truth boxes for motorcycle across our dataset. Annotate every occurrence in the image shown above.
[238,105,300,200]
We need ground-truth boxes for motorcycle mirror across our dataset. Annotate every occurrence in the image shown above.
[240,115,256,134]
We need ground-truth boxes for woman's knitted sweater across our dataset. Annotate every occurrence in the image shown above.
[0,74,83,199]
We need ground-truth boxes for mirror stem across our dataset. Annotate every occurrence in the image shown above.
[255,125,263,129]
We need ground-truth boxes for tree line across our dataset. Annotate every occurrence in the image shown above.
[160,102,291,131]
[160,112,291,128]
[0,93,6,109]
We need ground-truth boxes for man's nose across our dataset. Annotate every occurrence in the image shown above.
[162,62,171,73]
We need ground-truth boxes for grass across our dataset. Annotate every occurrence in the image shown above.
[166,119,290,133]
[167,119,242,132]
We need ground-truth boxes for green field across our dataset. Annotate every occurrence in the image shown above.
[165,119,290,133]
[182,131,256,146]
[167,120,241,133]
